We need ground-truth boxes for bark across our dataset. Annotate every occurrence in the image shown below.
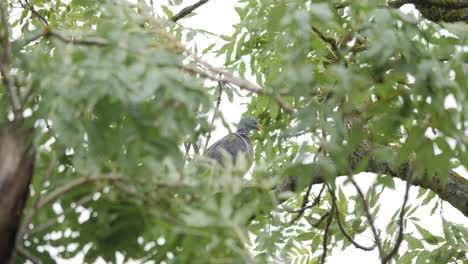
[276,144,468,217]
[0,122,35,263]
[388,0,468,22]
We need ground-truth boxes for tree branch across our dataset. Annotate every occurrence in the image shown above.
[17,174,123,235]
[16,246,42,264]
[305,211,331,228]
[388,0,468,22]
[23,176,189,236]
[46,29,109,46]
[388,0,468,9]
[311,26,344,65]
[289,184,325,224]
[275,144,468,216]
[334,201,377,251]
[112,181,177,222]
[319,190,335,264]
[0,2,22,119]
[25,188,99,235]
[382,173,412,264]
[171,0,210,22]
[20,0,49,26]
[203,80,224,153]
[349,176,384,261]
[177,63,293,113]
[37,175,121,209]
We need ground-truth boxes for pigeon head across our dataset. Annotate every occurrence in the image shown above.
[237,116,261,134]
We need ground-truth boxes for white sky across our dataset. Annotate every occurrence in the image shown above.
[37,1,467,263]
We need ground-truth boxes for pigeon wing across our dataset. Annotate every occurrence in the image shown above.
[205,133,253,166]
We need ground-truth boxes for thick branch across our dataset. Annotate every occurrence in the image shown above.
[0,123,34,263]
[388,0,468,9]
[276,144,468,217]
[388,0,468,22]
[17,154,56,239]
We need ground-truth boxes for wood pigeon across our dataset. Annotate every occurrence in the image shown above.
[204,116,261,167]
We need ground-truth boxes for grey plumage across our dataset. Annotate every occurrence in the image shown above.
[204,117,261,167]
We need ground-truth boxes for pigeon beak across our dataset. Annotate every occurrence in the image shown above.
[256,125,262,132]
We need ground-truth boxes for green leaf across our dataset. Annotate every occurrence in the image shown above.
[414,223,444,245]
[406,234,424,249]
[161,5,174,18]
[296,232,316,241]
[376,175,395,190]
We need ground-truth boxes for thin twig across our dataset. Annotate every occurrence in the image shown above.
[203,80,224,153]
[382,173,413,264]
[350,176,384,260]
[16,175,122,237]
[22,175,178,234]
[171,0,210,22]
[31,174,122,220]
[289,184,314,224]
[26,188,100,235]
[177,63,293,113]
[334,198,377,251]
[184,141,192,161]
[46,29,109,46]
[16,246,43,264]
[288,148,324,224]
[305,210,331,228]
[319,190,335,264]
[15,30,46,48]
[288,184,325,224]
[14,27,110,47]
[113,181,176,222]
[294,184,326,212]
[0,2,23,119]
[20,0,49,26]
[311,26,344,65]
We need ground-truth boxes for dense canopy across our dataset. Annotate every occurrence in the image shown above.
[0,0,467,263]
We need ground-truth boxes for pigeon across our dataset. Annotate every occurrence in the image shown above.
[204,116,261,167]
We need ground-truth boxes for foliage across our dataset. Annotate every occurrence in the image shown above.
[1,0,467,263]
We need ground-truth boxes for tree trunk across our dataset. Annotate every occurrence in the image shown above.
[0,122,34,263]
